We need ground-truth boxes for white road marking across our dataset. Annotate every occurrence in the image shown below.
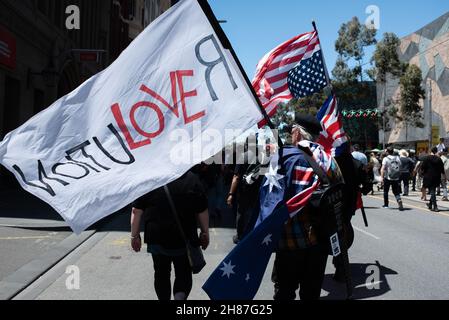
[355,280,383,289]
[353,225,381,240]
[0,236,52,240]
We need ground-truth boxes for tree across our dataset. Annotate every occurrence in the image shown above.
[370,32,407,147]
[333,17,377,82]
[369,32,405,82]
[332,56,358,83]
[271,92,326,143]
[399,64,425,139]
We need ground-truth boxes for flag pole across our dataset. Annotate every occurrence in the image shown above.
[312,20,333,95]
[197,0,284,173]
[312,20,354,300]
[197,0,278,133]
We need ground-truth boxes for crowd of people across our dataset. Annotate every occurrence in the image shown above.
[358,139,449,212]
[127,128,448,300]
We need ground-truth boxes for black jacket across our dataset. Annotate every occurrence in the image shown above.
[132,171,208,249]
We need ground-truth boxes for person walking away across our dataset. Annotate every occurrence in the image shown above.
[226,136,263,244]
[409,150,418,191]
[130,171,210,300]
[421,147,445,212]
[381,147,404,211]
[399,149,414,196]
[370,153,381,192]
[437,138,446,153]
[351,144,368,166]
[440,148,449,201]
[272,114,344,300]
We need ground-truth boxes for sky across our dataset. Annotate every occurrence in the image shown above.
[208,0,449,80]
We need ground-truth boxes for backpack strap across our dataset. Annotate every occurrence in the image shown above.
[297,145,330,186]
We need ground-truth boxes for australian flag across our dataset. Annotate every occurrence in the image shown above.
[287,49,328,99]
[202,155,288,300]
[202,144,329,300]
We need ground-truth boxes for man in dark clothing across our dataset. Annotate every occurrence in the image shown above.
[421,147,446,212]
[130,171,210,300]
[333,148,362,282]
[409,151,418,191]
[227,136,266,244]
[227,163,263,243]
[272,114,344,300]
[399,150,414,196]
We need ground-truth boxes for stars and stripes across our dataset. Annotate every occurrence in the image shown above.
[317,94,348,156]
[287,50,327,98]
[252,31,327,125]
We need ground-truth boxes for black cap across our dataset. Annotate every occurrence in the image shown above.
[294,113,322,135]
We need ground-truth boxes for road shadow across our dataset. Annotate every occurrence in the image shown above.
[321,260,398,300]
[0,175,63,221]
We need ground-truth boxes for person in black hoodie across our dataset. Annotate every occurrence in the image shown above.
[129,171,210,300]
[421,147,446,212]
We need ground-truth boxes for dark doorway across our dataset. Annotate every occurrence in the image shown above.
[33,89,45,115]
[2,76,21,139]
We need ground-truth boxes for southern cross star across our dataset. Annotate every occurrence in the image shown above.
[262,234,272,246]
[263,164,284,193]
[220,260,235,279]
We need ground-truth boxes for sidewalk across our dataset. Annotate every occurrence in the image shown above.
[14,207,356,300]
[14,212,276,300]
[369,188,449,210]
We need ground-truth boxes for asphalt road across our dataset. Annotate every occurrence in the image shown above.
[11,191,449,300]
[0,226,72,281]
[0,182,73,283]
[323,194,449,300]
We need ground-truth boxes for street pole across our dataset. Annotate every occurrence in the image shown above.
[382,81,386,150]
[428,79,432,151]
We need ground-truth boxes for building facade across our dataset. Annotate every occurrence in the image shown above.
[379,12,449,151]
[0,0,177,140]
[0,0,112,139]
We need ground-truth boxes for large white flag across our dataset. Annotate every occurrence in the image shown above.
[0,0,262,234]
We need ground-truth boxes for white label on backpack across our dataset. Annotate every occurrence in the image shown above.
[330,233,341,257]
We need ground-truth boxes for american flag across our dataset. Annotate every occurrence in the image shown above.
[317,94,348,156]
[252,31,327,123]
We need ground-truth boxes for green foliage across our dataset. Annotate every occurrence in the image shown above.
[332,57,358,83]
[371,32,404,82]
[270,92,326,142]
[399,64,425,128]
[333,17,377,82]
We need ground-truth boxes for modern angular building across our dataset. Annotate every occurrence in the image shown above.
[379,11,449,152]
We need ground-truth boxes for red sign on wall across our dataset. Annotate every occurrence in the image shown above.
[79,52,98,62]
[0,25,16,70]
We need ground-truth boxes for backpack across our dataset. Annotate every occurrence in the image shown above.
[387,156,401,180]
[443,156,449,176]
[298,147,352,256]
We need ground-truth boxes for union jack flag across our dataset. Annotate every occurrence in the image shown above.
[252,31,327,125]
[317,94,348,157]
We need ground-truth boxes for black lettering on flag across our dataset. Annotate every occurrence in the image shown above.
[51,162,90,179]
[93,124,135,165]
[195,34,237,101]
[12,160,69,197]
[66,141,110,171]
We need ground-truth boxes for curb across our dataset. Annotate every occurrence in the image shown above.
[367,192,449,210]
[0,229,96,300]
